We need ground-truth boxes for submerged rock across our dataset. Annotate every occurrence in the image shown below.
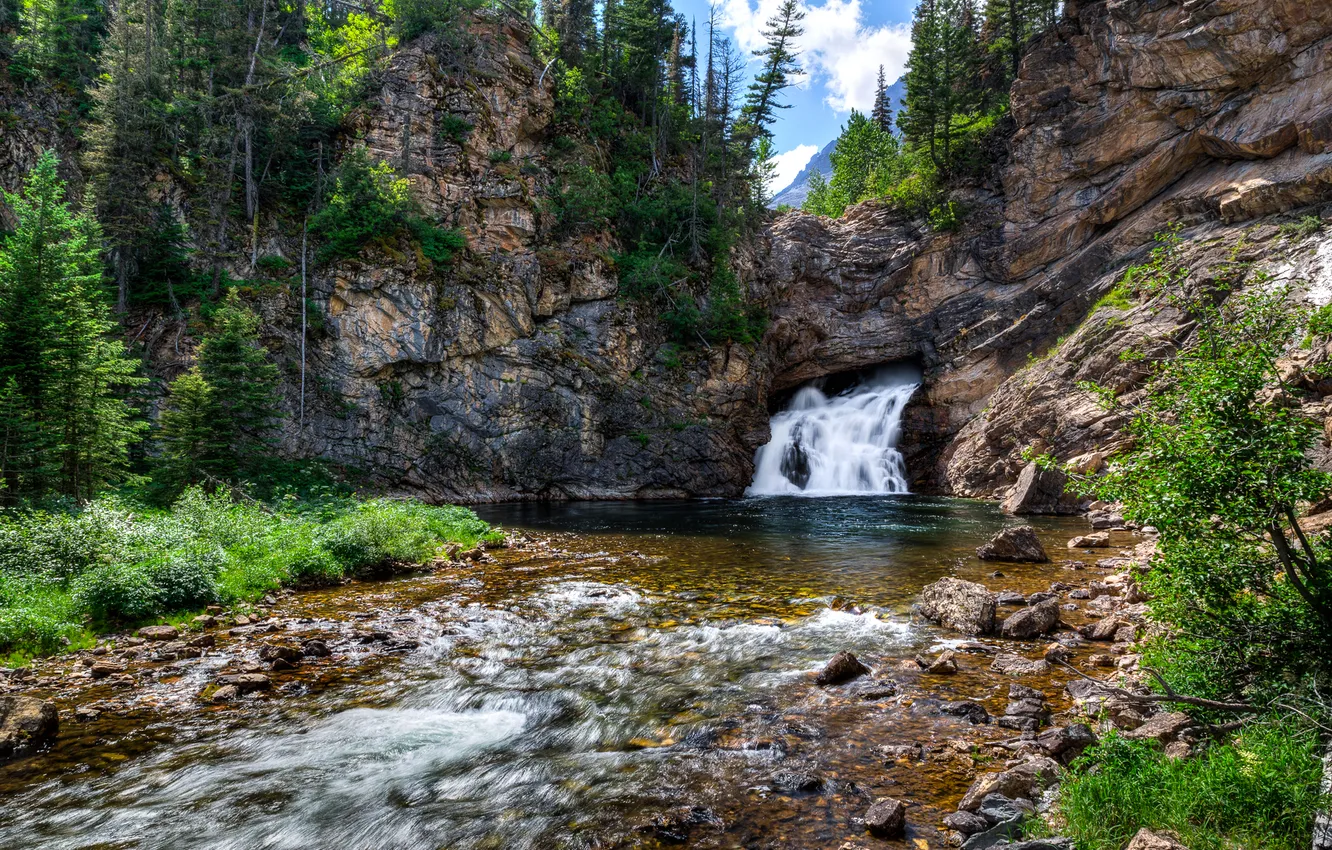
[977,527,1050,563]
[0,695,59,763]
[815,651,871,685]
[916,649,959,674]
[919,578,998,635]
[942,700,991,725]
[990,653,1050,676]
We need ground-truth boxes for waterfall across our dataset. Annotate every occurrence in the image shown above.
[747,365,920,496]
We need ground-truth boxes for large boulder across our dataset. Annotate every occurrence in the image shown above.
[919,578,998,635]
[1124,711,1194,744]
[0,695,59,763]
[1000,599,1061,639]
[958,756,1061,811]
[977,527,1050,563]
[1002,462,1083,515]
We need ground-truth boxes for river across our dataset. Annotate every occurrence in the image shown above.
[0,497,1092,849]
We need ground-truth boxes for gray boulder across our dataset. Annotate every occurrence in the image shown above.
[1000,599,1061,639]
[919,577,998,635]
[864,797,907,838]
[1002,462,1084,515]
[978,527,1050,563]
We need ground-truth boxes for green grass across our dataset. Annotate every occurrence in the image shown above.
[1046,721,1327,850]
[0,488,502,658]
[1092,283,1134,313]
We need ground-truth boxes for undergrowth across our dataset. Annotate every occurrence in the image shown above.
[0,488,501,657]
[1045,722,1327,850]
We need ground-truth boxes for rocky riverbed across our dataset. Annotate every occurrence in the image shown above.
[0,499,1181,849]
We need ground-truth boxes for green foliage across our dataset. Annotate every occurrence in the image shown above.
[309,148,414,261]
[1049,723,1327,850]
[1278,215,1323,242]
[310,147,465,267]
[0,150,146,504]
[1072,230,1332,695]
[488,149,513,164]
[802,110,904,218]
[390,0,483,41]
[154,292,282,497]
[0,488,498,653]
[437,113,474,144]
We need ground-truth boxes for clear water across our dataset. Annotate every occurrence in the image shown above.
[0,498,1091,850]
[748,365,920,496]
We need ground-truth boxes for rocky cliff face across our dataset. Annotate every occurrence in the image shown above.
[741,0,1332,500]
[259,18,769,501]
[12,3,1331,503]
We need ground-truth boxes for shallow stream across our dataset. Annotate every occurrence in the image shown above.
[0,497,1095,849]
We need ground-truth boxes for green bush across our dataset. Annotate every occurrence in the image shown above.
[74,561,161,622]
[1050,723,1327,850]
[0,488,498,653]
[437,113,473,144]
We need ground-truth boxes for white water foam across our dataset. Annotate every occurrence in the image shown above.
[747,364,920,496]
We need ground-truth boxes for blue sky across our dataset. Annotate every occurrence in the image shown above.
[670,0,919,189]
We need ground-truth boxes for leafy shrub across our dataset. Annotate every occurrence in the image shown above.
[437,113,473,144]
[310,147,413,262]
[488,149,512,164]
[74,561,161,622]
[0,488,498,653]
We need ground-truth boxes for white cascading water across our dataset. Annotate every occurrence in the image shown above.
[747,365,920,496]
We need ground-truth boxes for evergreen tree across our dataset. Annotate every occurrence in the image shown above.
[156,366,228,489]
[870,64,894,133]
[195,290,283,475]
[0,151,145,501]
[899,0,983,176]
[740,0,804,141]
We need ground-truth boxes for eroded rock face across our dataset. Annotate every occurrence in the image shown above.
[125,0,1332,501]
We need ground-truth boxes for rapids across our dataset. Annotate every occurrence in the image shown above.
[0,498,1090,849]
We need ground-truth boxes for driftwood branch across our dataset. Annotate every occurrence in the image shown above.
[1055,661,1257,713]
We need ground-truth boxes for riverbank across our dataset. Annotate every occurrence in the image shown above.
[0,488,503,665]
[0,500,1175,848]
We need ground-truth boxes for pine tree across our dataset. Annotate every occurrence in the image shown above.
[195,290,282,475]
[156,366,228,489]
[0,151,145,501]
[899,0,983,176]
[870,64,894,133]
[740,0,804,142]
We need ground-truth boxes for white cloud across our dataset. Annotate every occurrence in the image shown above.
[769,143,819,193]
[719,0,913,115]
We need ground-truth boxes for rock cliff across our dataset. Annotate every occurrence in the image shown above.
[12,2,1332,503]
[745,0,1332,499]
